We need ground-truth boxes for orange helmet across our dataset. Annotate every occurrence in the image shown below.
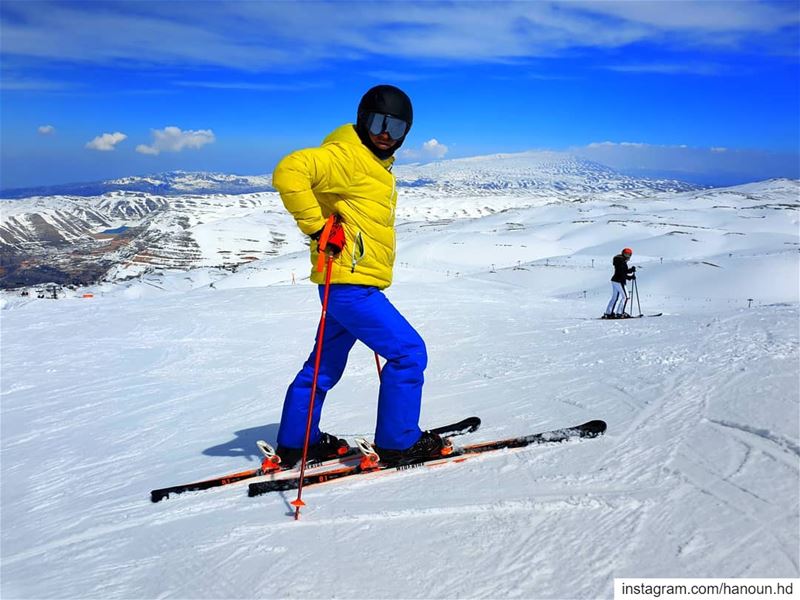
[622,247,633,257]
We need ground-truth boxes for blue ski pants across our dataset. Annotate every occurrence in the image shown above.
[277,285,427,450]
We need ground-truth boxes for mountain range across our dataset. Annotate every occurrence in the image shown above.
[0,150,785,290]
[0,171,276,200]
[0,153,698,199]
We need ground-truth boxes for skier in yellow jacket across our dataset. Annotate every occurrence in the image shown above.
[272,85,444,467]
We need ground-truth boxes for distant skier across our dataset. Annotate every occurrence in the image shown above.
[603,247,636,319]
[271,84,445,467]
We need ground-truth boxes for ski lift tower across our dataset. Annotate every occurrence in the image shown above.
[45,284,61,299]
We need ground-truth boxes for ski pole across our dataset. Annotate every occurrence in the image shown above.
[292,216,336,520]
[633,276,643,316]
[624,278,632,316]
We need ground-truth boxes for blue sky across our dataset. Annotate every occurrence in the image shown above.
[1,0,798,189]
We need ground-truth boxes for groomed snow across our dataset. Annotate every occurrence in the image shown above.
[1,178,798,599]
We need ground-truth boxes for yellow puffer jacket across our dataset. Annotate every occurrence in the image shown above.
[272,124,397,289]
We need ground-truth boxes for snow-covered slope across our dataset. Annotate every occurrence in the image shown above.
[1,172,798,598]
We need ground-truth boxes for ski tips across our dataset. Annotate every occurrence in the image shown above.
[430,416,481,436]
[581,420,608,436]
[464,417,482,433]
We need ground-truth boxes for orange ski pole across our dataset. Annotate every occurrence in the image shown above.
[292,216,336,520]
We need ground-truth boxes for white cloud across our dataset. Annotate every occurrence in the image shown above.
[571,1,797,34]
[587,141,648,149]
[0,72,73,92]
[423,139,449,159]
[401,138,449,162]
[86,132,127,151]
[602,62,726,76]
[136,126,215,156]
[38,125,55,135]
[1,2,796,71]
[586,141,693,151]
[174,80,326,91]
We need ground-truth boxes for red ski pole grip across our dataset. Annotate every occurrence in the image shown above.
[316,215,336,273]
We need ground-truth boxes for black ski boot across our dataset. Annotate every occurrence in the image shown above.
[376,431,446,466]
[276,432,350,468]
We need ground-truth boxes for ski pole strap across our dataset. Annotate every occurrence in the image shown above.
[315,215,336,273]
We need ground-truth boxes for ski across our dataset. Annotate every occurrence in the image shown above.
[149,416,481,502]
[599,313,662,320]
[247,419,606,497]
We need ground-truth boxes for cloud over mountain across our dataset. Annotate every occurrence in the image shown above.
[136,127,215,156]
[86,132,127,151]
[401,139,449,162]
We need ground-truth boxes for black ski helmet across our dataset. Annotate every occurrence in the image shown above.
[355,84,413,159]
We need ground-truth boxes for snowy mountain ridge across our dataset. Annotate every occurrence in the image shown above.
[0,150,704,288]
[395,150,697,195]
[0,170,275,200]
[1,151,696,201]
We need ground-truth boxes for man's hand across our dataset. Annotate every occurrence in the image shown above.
[324,220,345,256]
[311,217,345,257]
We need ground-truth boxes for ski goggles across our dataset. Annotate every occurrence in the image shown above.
[365,112,409,140]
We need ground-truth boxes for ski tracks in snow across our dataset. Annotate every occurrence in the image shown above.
[585,305,800,579]
[1,284,798,599]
